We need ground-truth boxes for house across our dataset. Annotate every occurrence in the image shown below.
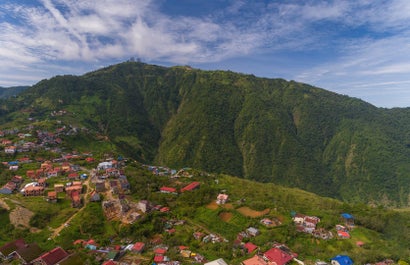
[9,165,18,171]
[13,242,43,264]
[106,168,120,177]
[47,191,58,203]
[243,242,258,253]
[0,238,26,260]
[181,181,201,192]
[65,185,82,196]
[0,182,17,194]
[71,190,82,208]
[97,161,113,170]
[153,247,167,263]
[38,178,47,187]
[85,157,95,163]
[67,173,79,180]
[137,200,152,213]
[26,170,36,179]
[205,258,228,265]
[246,227,260,237]
[337,230,350,239]
[242,255,268,265]
[54,184,64,193]
[263,244,297,265]
[216,193,229,204]
[11,175,23,185]
[89,190,101,202]
[1,139,12,145]
[33,246,69,265]
[341,213,354,227]
[47,170,59,178]
[24,186,44,196]
[131,242,145,253]
[4,146,16,154]
[160,186,177,194]
[330,255,353,265]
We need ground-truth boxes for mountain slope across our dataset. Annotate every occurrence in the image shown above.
[2,62,410,206]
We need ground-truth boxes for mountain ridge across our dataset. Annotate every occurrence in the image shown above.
[1,61,409,206]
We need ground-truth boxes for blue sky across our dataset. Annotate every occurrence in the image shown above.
[1,0,410,107]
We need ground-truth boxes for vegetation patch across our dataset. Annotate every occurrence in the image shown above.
[219,211,233,222]
[237,206,269,218]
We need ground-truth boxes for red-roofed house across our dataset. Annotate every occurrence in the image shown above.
[0,238,26,260]
[26,170,36,179]
[131,242,145,253]
[337,231,350,239]
[244,242,258,253]
[71,190,82,208]
[241,255,267,265]
[34,247,69,265]
[263,246,296,265]
[67,173,79,180]
[160,186,177,194]
[180,181,200,192]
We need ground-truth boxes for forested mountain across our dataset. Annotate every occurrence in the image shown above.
[0,86,28,98]
[1,62,410,206]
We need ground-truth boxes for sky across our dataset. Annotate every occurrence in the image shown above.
[1,0,410,108]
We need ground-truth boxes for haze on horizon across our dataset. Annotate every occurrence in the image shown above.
[1,0,410,108]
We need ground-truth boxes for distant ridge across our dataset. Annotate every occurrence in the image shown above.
[0,86,29,98]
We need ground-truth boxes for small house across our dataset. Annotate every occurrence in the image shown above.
[180,181,201,192]
[54,184,65,193]
[205,258,228,265]
[89,190,101,202]
[71,190,82,208]
[331,255,353,265]
[4,146,16,154]
[33,247,69,265]
[47,191,58,203]
[0,238,26,260]
[246,227,260,237]
[160,186,177,194]
[131,242,145,253]
[137,200,152,213]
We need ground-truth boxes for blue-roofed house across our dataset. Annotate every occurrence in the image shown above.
[331,255,353,265]
[341,213,354,227]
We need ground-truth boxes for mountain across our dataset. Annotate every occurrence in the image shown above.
[1,62,410,206]
[0,86,29,98]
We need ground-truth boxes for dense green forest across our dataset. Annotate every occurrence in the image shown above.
[1,62,410,206]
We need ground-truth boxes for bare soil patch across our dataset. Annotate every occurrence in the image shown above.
[219,211,233,222]
[9,206,34,229]
[223,203,234,209]
[237,207,270,218]
[0,198,10,210]
[206,201,218,210]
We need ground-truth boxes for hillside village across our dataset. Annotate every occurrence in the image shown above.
[0,118,406,264]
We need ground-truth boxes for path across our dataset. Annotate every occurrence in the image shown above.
[50,168,93,239]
